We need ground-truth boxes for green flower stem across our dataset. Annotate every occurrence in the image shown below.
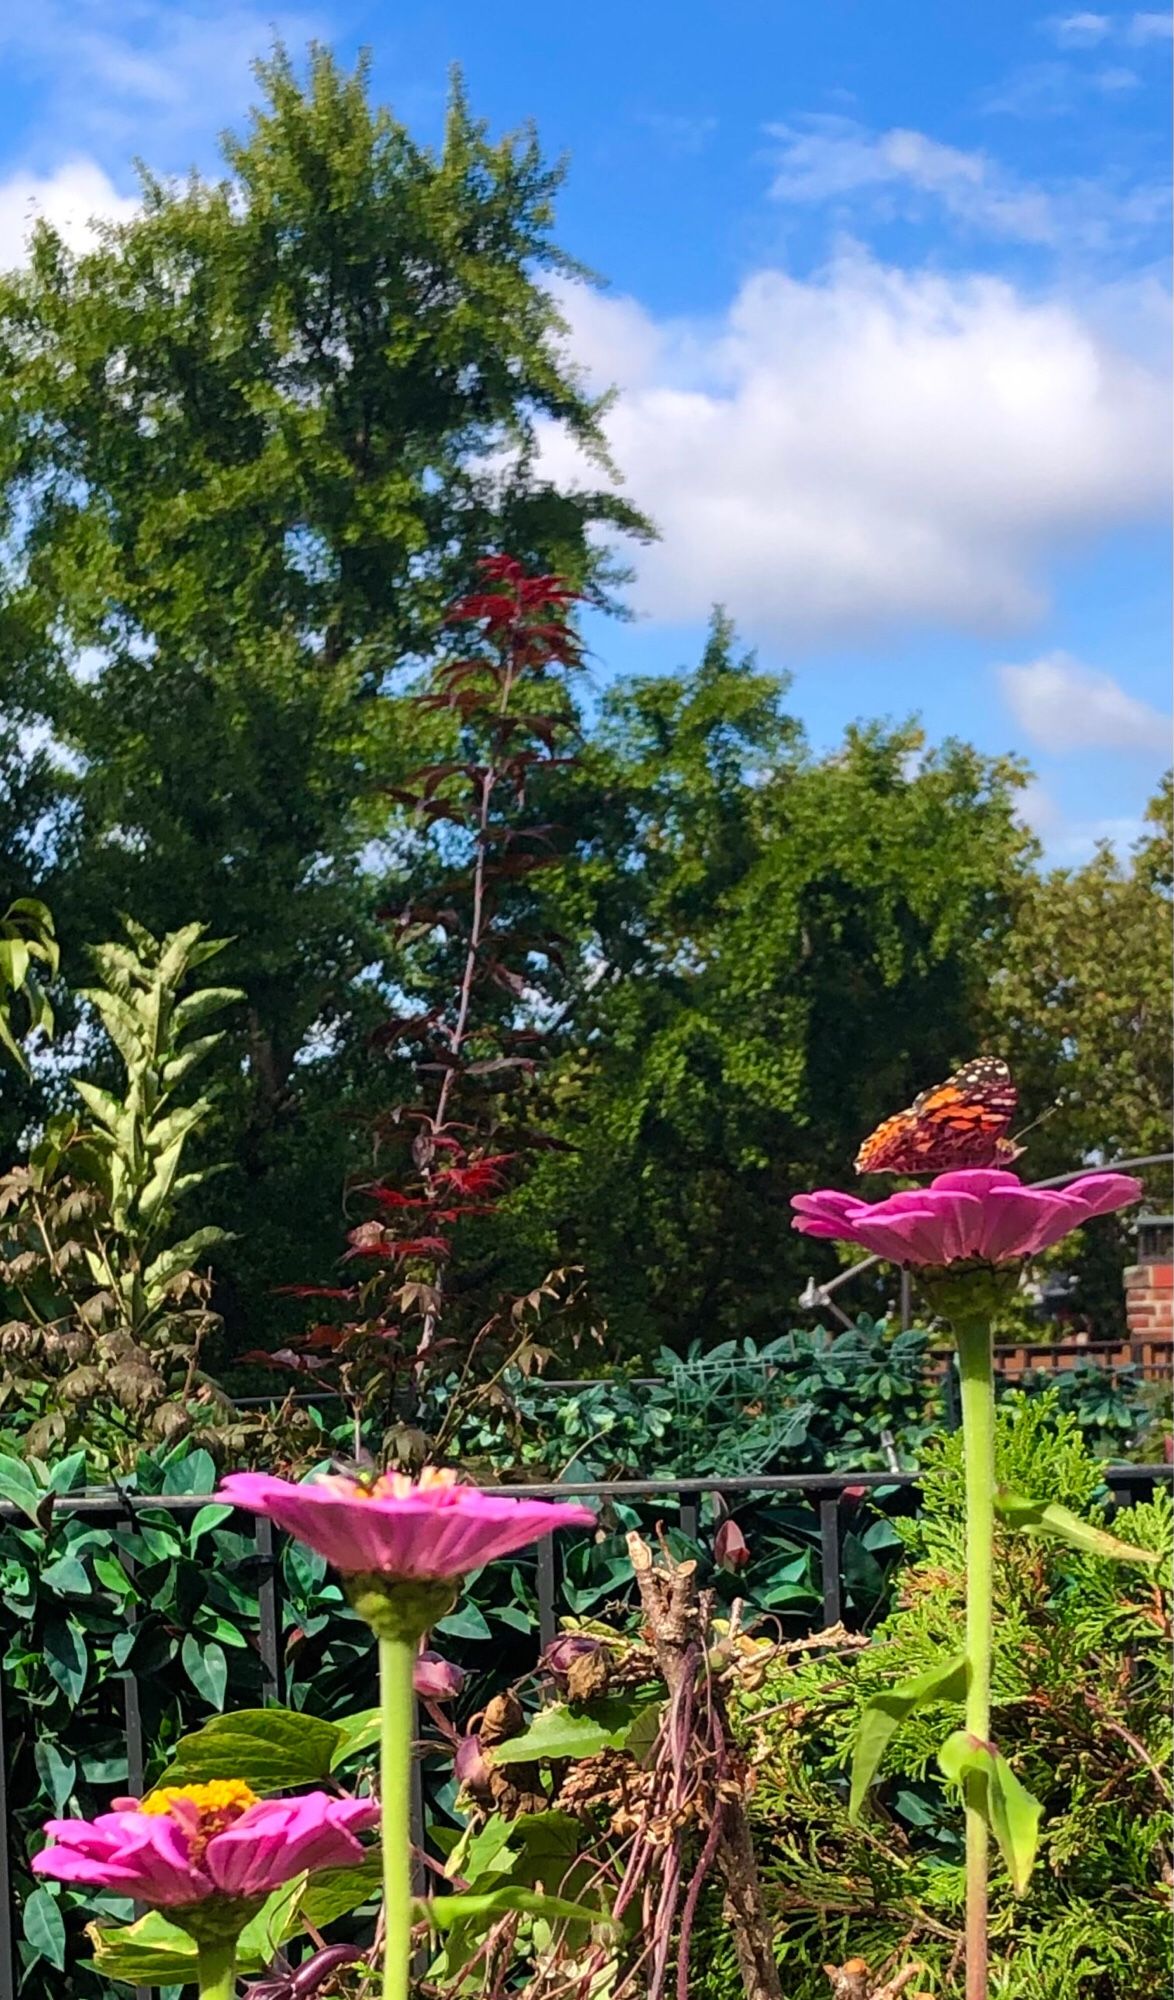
[955,1313,995,2000]
[196,1938,238,2000]
[379,1633,416,2000]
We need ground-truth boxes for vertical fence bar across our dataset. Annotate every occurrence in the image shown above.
[255,1516,284,1707]
[819,1495,843,1629]
[899,1269,912,1331]
[679,1493,700,1545]
[118,1527,150,2000]
[536,1534,557,1652]
[942,1354,962,1432]
[0,1665,15,2000]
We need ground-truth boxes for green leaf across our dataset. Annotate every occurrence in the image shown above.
[162,1449,217,1496]
[85,1900,281,1984]
[171,986,245,1034]
[0,1452,49,1525]
[189,1502,235,1545]
[23,1886,66,1970]
[435,1599,492,1641]
[329,1707,381,1770]
[144,1228,231,1296]
[34,1740,77,1813]
[849,1653,969,1821]
[158,1708,342,1792]
[996,1490,1159,1566]
[493,1700,658,1765]
[44,1618,88,1702]
[40,1553,92,1597]
[938,1730,1043,1894]
[415,1886,609,1930]
[181,1634,227,1709]
[291,1857,384,1933]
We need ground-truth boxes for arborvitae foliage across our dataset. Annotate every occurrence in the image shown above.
[730,1394,1172,1999]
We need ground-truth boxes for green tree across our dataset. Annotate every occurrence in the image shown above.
[990,776,1172,1176]
[514,614,1036,1354]
[0,46,646,1318]
[987,776,1172,1333]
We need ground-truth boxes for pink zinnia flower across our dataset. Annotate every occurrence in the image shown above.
[791,1167,1142,1267]
[218,1466,595,1580]
[32,1781,375,1908]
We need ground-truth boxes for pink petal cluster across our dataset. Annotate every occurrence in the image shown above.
[219,1468,595,1580]
[32,1791,376,1907]
[791,1168,1142,1268]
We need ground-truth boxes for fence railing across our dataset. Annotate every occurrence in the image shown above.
[0,1461,1169,2000]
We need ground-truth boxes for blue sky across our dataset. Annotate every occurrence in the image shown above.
[0,0,1169,861]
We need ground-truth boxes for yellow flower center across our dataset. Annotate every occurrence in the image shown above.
[317,1465,461,1502]
[138,1779,258,1864]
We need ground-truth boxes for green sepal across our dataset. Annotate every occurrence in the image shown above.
[938,1729,1043,1894]
[848,1652,969,1821]
[995,1490,1159,1566]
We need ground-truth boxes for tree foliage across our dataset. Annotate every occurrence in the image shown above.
[0,45,647,1312]
[512,616,1037,1352]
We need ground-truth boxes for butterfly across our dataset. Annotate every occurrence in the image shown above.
[854,1057,1020,1177]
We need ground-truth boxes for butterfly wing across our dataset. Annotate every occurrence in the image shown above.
[855,1058,1017,1176]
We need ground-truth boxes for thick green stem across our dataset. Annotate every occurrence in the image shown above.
[379,1634,416,2000]
[195,1937,238,2000]
[955,1314,995,2000]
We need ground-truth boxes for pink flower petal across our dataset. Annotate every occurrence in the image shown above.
[928,1169,1023,1197]
[207,1795,377,1898]
[790,1167,1140,1271]
[220,1473,595,1581]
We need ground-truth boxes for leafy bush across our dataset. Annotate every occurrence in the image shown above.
[730,1393,1172,1999]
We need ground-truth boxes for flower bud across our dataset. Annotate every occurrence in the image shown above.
[541,1634,600,1680]
[413,1650,466,1701]
[714,1518,751,1572]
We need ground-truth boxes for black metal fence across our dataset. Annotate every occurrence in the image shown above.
[0,1462,1169,2000]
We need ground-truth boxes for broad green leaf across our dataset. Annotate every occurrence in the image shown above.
[290,1857,383,1933]
[996,1490,1159,1566]
[415,1886,609,1930]
[144,1227,231,1297]
[35,1741,77,1813]
[0,1452,49,1524]
[189,1502,235,1545]
[171,986,245,1034]
[44,1618,88,1702]
[938,1730,1043,1894]
[493,1699,656,1765]
[40,1553,92,1597]
[0,937,30,990]
[329,1706,381,1769]
[85,1903,276,1984]
[181,1634,227,1709]
[158,1708,342,1793]
[71,1077,125,1137]
[849,1653,969,1821]
[162,1448,217,1496]
[23,1886,66,1970]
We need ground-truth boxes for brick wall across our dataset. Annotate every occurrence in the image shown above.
[1124,1257,1173,1370]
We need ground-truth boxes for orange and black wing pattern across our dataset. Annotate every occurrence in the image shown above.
[854,1057,1019,1176]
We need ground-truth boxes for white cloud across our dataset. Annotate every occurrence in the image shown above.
[768,117,1058,242]
[766,113,1166,252]
[0,159,138,267]
[1046,12,1112,46]
[0,2,323,161]
[997,651,1170,751]
[1126,9,1174,39]
[541,252,1171,647]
